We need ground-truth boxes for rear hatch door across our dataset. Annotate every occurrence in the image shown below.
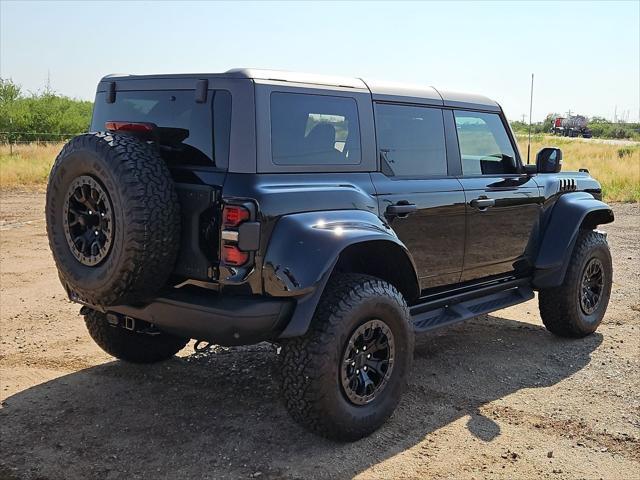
[91,86,233,281]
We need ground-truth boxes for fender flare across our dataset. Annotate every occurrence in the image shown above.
[533,192,614,288]
[261,209,419,338]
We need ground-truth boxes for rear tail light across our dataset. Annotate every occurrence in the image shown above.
[222,245,249,266]
[221,204,253,267]
[223,205,250,227]
[105,121,156,133]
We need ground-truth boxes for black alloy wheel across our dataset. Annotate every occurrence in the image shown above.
[580,257,604,315]
[63,175,114,266]
[340,319,396,405]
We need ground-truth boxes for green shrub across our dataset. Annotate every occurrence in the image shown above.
[617,146,638,158]
[0,78,92,141]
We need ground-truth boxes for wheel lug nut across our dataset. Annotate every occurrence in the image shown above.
[351,361,356,367]
[367,354,371,359]
[88,210,92,215]
[356,369,360,374]
[363,346,367,351]
[355,349,359,354]
[363,366,367,371]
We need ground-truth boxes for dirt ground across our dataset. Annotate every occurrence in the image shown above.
[0,191,638,480]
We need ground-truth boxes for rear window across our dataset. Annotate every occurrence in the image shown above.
[270,92,361,166]
[91,89,231,169]
[375,104,447,177]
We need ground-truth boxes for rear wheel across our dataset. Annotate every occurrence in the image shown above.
[280,274,414,441]
[539,230,612,337]
[84,310,189,363]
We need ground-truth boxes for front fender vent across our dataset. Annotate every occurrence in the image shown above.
[558,178,577,193]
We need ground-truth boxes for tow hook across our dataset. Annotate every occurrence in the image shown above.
[194,340,213,353]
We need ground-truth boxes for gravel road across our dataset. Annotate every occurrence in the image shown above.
[1,192,638,480]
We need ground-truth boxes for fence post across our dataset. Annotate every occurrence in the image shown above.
[9,118,14,155]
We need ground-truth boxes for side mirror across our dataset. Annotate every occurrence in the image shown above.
[536,147,563,173]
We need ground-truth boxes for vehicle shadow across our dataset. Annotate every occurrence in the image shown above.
[0,315,602,480]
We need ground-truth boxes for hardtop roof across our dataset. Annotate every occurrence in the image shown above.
[99,68,501,111]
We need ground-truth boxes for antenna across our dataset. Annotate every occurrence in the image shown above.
[527,73,534,164]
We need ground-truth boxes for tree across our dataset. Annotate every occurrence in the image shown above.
[0,78,21,104]
[541,113,558,133]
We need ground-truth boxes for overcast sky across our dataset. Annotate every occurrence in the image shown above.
[1,0,638,122]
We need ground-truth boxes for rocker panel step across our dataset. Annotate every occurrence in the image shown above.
[411,286,534,333]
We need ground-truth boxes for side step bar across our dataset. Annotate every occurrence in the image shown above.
[410,285,534,334]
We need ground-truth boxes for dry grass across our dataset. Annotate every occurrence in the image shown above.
[0,142,62,191]
[516,136,640,202]
[1,137,638,201]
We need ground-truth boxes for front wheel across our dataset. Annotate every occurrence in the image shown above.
[280,274,414,441]
[539,230,612,338]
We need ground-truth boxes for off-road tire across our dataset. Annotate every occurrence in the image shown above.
[539,230,612,337]
[46,132,180,307]
[84,310,188,363]
[280,274,414,441]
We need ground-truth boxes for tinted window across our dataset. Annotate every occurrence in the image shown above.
[212,92,232,168]
[91,90,231,169]
[454,111,518,175]
[270,92,361,165]
[375,104,447,176]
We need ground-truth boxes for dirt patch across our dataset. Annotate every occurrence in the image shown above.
[1,192,639,479]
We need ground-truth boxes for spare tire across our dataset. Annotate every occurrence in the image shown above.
[46,132,180,307]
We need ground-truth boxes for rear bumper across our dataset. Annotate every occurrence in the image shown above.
[107,287,295,346]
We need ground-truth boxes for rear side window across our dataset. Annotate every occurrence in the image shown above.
[375,104,447,177]
[270,92,361,165]
[91,89,231,169]
[454,111,518,175]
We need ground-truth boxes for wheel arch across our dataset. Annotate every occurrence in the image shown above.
[582,208,614,231]
[334,240,420,304]
[533,192,614,289]
[262,210,419,338]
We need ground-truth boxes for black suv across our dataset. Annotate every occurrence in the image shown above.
[46,69,614,441]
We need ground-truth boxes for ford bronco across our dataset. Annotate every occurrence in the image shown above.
[46,69,614,441]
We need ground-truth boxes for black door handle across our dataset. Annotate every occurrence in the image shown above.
[470,197,495,209]
[385,202,417,218]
